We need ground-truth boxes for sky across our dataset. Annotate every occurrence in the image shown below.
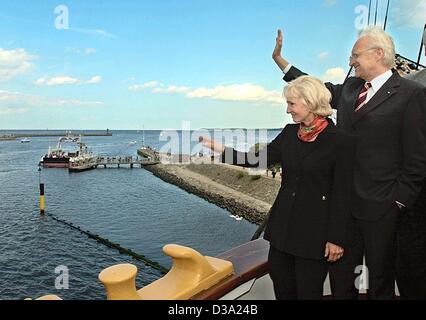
[0,0,425,130]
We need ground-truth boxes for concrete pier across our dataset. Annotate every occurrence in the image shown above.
[94,156,158,169]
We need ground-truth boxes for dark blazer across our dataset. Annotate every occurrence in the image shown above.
[284,67,426,220]
[223,120,355,260]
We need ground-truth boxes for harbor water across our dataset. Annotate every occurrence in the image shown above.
[0,129,280,300]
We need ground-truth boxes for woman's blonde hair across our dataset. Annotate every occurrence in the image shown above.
[283,76,333,117]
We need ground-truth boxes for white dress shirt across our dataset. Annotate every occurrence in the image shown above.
[366,69,393,103]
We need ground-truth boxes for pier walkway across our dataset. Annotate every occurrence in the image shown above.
[94,156,158,168]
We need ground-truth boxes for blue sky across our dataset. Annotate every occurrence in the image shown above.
[0,0,424,130]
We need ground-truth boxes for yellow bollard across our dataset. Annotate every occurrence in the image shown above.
[40,183,45,215]
[99,264,142,300]
[99,244,234,300]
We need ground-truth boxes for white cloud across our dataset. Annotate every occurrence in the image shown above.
[36,76,79,86]
[128,81,160,91]
[0,107,28,116]
[55,99,103,106]
[152,85,191,94]
[392,0,426,28]
[69,27,117,39]
[324,0,337,7]
[322,67,346,83]
[186,83,282,104]
[0,89,103,114]
[0,48,37,82]
[65,47,97,56]
[86,76,102,84]
[130,81,283,105]
[35,78,46,85]
[84,48,97,55]
[318,52,330,60]
[36,75,102,86]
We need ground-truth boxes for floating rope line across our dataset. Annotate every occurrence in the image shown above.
[46,212,169,275]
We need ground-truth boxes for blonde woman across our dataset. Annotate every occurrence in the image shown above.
[200,76,355,300]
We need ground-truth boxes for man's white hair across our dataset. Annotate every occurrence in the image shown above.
[359,26,395,68]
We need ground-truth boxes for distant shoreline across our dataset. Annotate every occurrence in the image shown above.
[0,128,284,132]
[0,132,112,141]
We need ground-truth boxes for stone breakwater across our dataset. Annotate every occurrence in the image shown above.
[143,163,281,225]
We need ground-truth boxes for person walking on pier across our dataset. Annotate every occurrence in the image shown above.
[200,76,355,300]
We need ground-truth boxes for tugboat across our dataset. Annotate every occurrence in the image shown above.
[68,142,98,172]
[39,141,79,168]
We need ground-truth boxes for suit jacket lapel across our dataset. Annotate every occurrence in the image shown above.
[352,71,401,125]
[348,85,365,124]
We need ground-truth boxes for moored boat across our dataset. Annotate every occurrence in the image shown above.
[39,142,79,168]
[59,131,81,143]
[68,142,97,172]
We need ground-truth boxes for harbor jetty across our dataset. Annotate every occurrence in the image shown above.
[144,163,279,225]
[0,130,112,141]
[138,147,280,225]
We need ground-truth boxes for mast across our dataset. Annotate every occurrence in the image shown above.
[383,0,390,30]
[374,0,378,26]
[416,24,426,70]
[367,0,372,25]
[142,125,145,147]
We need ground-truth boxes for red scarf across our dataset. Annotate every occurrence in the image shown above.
[297,117,329,142]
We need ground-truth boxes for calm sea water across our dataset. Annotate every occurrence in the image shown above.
[0,129,280,300]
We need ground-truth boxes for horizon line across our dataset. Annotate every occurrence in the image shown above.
[0,127,285,131]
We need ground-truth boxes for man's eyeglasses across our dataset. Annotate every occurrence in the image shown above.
[349,48,377,61]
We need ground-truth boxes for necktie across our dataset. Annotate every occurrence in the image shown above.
[354,82,372,112]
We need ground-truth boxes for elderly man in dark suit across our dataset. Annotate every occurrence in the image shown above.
[272,27,426,299]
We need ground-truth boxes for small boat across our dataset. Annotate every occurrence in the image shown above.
[39,141,79,168]
[137,146,158,160]
[19,138,31,143]
[60,137,80,143]
[68,142,97,172]
[129,141,137,145]
[59,131,81,143]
